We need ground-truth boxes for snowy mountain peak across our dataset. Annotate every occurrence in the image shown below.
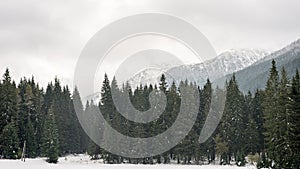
[216,49,270,63]
[209,49,269,72]
[128,49,269,87]
[128,68,165,88]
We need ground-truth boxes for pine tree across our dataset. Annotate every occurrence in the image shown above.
[244,92,260,155]
[18,81,38,157]
[252,90,264,154]
[0,68,18,133]
[99,74,116,163]
[275,67,290,168]
[27,77,43,157]
[244,117,259,155]
[51,78,73,155]
[62,86,81,153]
[86,100,103,160]
[0,121,19,159]
[43,83,54,114]
[109,77,122,163]
[27,77,44,126]
[167,82,181,163]
[286,70,300,168]
[72,87,89,153]
[199,79,215,163]
[263,60,279,163]
[51,78,66,155]
[221,74,246,163]
[25,117,36,157]
[0,69,19,158]
[41,105,59,163]
[39,83,53,155]
[157,74,169,163]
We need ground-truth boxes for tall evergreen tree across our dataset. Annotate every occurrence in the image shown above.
[86,100,102,160]
[244,91,260,155]
[72,87,89,153]
[41,105,59,163]
[275,67,290,168]
[262,60,284,168]
[0,68,18,133]
[99,74,116,163]
[0,69,19,158]
[62,86,80,153]
[221,74,246,163]
[286,70,300,168]
[199,79,215,163]
[0,120,19,159]
[27,77,44,156]
[18,80,38,157]
[157,74,169,163]
[252,89,264,154]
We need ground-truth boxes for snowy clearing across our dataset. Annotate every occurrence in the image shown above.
[0,154,258,169]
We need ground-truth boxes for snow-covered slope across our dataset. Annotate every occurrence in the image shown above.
[0,154,257,169]
[209,49,270,73]
[129,49,269,87]
[128,68,167,89]
[254,39,300,65]
[213,38,300,93]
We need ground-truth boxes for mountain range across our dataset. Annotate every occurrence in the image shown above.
[128,38,300,93]
[214,39,300,92]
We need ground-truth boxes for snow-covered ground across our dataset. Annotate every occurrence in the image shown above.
[0,154,257,169]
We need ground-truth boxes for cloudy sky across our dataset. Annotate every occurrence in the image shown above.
[0,0,300,90]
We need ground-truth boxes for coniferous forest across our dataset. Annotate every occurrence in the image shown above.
[0,60,299,168]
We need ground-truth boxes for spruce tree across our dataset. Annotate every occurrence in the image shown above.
[27,77,43,157]
[0,69,19,158]
[244,92,260,155]
[252,90,264,154]
[199,79,214,163]
[275,67,290,168]
[262,60,282,168]
[221,74,246,163]
[0,121,19,159]
[25,117,36,157]
[41,105,59,163]
[62,86,80,153]
[158,74,169,163]
[99,74,115,163]
[73,87,89,153]
[18,81,38,157]
[86,100,103,160]
[286,70,300,168]
[244,117,259,155]
[0,68,18,133]
[39,83,54,155]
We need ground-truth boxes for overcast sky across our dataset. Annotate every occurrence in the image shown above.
[0,0,300,90]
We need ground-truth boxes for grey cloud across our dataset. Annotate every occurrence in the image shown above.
[0,0,299,88]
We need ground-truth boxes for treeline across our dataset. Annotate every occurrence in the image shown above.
[0,70,88,163]
[0,60,299,168]
[87,60,299,168]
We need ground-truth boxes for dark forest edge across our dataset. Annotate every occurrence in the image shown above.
[0,60,299,168]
